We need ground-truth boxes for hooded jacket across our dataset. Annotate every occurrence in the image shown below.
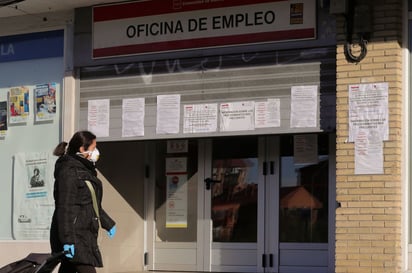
[50,154,115,267]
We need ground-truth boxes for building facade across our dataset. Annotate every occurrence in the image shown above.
[0,0,410,273]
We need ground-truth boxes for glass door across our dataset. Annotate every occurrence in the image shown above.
[204,136,261,272]
[276,134,331,273]
[147,139,205,271]
[147,134,334,273]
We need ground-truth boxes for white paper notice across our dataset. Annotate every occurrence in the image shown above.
[13,152,56,240]
[255,99,281,128]
[156,94,180,134]
[88,99,110,137]
[165,157,188,228]
[183,103,217,133]
[290,85,318,128]
[122,98,145,137]
[355,130,383,174]
[349,82,388,142]
[294,134,318,164]
[220,101,255,132]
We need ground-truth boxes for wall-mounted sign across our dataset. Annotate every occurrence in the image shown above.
[0,30,63,63]
[92,0,316,58]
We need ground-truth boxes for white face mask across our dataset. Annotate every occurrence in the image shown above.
[77,148,100,163]
[88,148,100,163]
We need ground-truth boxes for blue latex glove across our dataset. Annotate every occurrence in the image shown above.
[63,244,75,259]
[107,225,116,239]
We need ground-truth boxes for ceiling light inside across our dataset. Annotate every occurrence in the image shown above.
[0,0,24,7]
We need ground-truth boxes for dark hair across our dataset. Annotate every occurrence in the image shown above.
[53,131,96,156]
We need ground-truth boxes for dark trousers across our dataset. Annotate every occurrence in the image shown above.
[58,260,97,273]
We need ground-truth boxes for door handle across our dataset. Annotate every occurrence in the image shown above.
[204,178,221,190]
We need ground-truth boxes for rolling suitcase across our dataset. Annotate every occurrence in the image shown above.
[0,252,65,273]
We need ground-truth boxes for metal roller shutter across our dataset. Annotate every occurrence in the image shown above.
[79,47,336,141]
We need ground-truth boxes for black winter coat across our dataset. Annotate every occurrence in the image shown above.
[50,154,115,267]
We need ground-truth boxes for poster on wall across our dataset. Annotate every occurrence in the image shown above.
[348,82,388,142]
[34,83,57,122]
[88,99,110,137]
[220,101,255,132]
[165,157,188,228]
[183,103,218,133]
[9,86,29,124]
[0,101,7,136]
[13,152,56,240]
[156,94,181,134]
[122,97,145,137]
[254,98,281,128]
[290,85,318,128]
[354,130,383,174]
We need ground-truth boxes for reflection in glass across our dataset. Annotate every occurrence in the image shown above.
[211,137,258,243]
[279,156,329,243]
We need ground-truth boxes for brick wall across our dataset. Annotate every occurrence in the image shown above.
[335,0,404,272]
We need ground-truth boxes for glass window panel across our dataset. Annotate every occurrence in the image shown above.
[279,135,329,243]
[211,137,258,242]
[154,140,198,242]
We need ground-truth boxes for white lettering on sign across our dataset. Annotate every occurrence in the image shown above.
[0,43,14,56]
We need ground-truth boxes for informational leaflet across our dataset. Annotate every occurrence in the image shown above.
[165,157,188,228]
[354,130,383,174]
[9,86,30,124]
[88,99,110,137]
[156,94,181,134]
[183,103,218,133]
[13,152,56,240]
[294,134,318,164]
[34,83,57,122]
[255,98,281,128]
[220,101,255,132]
[122,97,145,137]
[290,85,318,128]
[349,82,388,142]
[0,101,7,137]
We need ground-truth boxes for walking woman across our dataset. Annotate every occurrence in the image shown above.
[50,130,116,273]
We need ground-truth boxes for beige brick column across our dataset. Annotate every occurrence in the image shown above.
[335,1,404,272]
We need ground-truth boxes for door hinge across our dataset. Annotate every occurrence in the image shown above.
[144,252,148,265]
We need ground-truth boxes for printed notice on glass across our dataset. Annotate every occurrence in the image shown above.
[88,99,110,137]
[294,134,318,164]
[34,83,57,122]
[13,152,56,240]
[255,99,281,128]
[167,140,188,153]
[165,157,188,228]
[355,130,383,174]
[122,98,145,137]
[183,103,217,133]
[220,101,255,132]
[349,82,388,142]
[0,101,7,137]
[156,94,180,134]
[9,86,30,124]
[290,85,318,128]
